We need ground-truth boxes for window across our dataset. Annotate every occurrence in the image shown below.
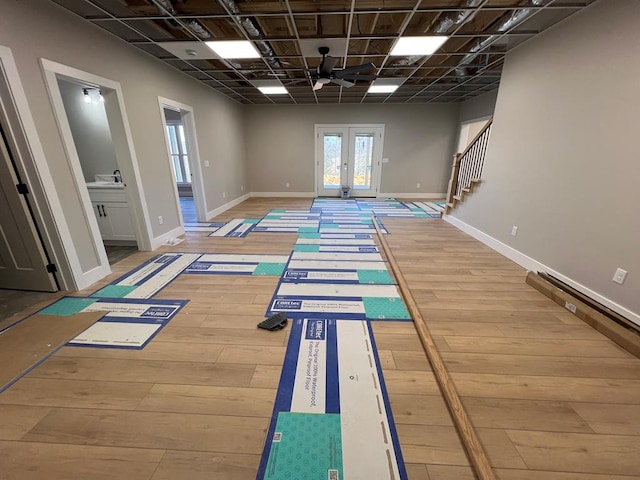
[165,123,191,183]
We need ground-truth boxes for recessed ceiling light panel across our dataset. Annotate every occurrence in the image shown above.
[390,36,449,56]
[368,85,399,94]
[205,40,260,59]
[258,86,289,95]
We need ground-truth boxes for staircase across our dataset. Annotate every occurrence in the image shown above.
[445,118,493,214]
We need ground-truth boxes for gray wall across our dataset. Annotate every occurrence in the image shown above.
[0,0,247,276]
[450,0,640,317]
[458,90,498,124]
[58,78,118,183]
[244,104,459,195]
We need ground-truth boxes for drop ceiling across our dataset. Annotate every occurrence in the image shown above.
[50,0,597,104]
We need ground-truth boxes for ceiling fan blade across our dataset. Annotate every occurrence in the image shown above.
[339,74,378,81]
[331,78,355,88]
[313,81,324,91]
[319,55,339,76]
[335,62,376,76]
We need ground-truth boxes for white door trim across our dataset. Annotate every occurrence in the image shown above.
[314,124,385,198]
[0,45,75,289]
[158,97,207,223]
[40,59,153,289]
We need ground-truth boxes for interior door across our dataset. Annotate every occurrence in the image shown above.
[317,125,383,198]
[0,123,57,291]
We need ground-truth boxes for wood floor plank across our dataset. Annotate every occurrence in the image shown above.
[250,365,282,389]
[0,440,164,480]
[507,430,640,476]
[0,405,51,440]
[405,463,431,480]
[28,357,256,387]
[383,370,441,396]
[23,408,269,454]
[443,336,630,358]
[0,378,152,410]
[451,372,640,404]
[461,397,593,433]
[56,342,223,363]
[392,350,433,371]
[154,326,287,346]
[570,403,640,435]
[441,352,640,379]
[136,384,276,417]
[216,345,286,365]
[398,424,527,468]
[150,450,260,480]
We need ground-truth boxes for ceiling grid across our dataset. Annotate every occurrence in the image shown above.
[50,0,596,104]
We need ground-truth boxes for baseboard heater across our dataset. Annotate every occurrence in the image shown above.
[526,271,639,358]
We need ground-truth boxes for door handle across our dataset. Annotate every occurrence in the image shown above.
[96,205,102,217]
[101,205,107,217]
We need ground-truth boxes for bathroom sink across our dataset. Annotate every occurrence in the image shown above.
[86,181,124,189]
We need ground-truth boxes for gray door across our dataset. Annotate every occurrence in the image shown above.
[0,123,57,291]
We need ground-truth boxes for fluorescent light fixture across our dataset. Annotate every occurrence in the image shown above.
[258,86,288,95]
[367,78,406,95]
[368,85,399,94]
[205,40,260,59]
[390,36,448,56]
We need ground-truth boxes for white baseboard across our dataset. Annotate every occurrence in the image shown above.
[206,193,251,219]
[443,214,640,327]
[151,225,185,250]
[378,192,446,199]
[250,192,316,198]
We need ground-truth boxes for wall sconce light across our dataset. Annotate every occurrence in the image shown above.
[82,88,91,104]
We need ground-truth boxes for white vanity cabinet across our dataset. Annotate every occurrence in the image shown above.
[87,185,135,242]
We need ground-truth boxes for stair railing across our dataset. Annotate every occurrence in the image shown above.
[446,118,493,205]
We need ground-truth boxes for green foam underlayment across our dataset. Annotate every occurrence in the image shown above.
[363,296,411,319]
[252,263,286,276]
[298,232,321,239]
[244,218,261,224]
[39,297,99,316]
[357,270,393,284]
[293,244,319,252]
[265,412,343,480]
[90,284,138,298]
[298,226,319,233]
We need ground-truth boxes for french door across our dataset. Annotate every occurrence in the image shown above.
[316,125,384,197]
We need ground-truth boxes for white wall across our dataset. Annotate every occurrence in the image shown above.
[58,78,118,183]
[0,0,247,284]
[244,103,459,195]
[449,0,640,319]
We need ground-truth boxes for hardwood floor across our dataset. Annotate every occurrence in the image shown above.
[0,197,638,479]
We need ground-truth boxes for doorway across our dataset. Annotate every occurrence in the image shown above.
[56,77,138,266]
[316,124,384,197]
[159,98,207,224]
[41,59,154,289]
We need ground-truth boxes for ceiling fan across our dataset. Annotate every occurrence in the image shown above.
[312,47,377,91]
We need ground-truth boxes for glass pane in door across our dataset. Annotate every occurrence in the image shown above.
[352,134,374,189]
[323,134,342,189]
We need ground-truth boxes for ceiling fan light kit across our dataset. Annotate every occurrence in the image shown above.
[312,46,377,92]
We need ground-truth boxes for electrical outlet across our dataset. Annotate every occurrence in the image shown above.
[511,226,518,236]
[285,182,290,188]
[222,191,226,199]
[613,268,628,285]
[416,183,421,189]
[204,160,210,167]
[158,215,163,225]
[240,185,244,191]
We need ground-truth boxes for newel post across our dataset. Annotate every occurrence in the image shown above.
[446,153,462,204]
